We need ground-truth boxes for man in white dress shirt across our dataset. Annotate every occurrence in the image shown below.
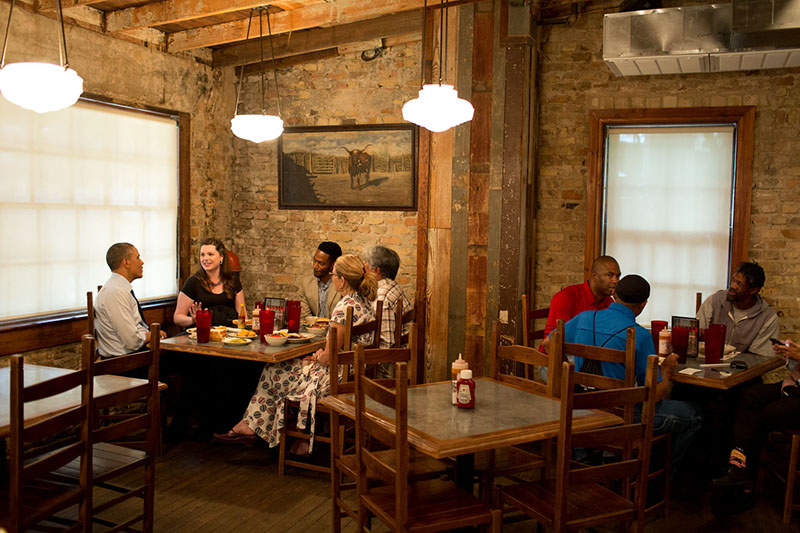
[94,242,165,358]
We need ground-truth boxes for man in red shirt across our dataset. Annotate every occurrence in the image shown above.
[541,256,620,348]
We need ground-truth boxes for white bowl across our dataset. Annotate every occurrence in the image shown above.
[265,335,287,347]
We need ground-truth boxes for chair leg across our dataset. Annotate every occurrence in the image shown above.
[784,434,800,525]
[278,419,288,477]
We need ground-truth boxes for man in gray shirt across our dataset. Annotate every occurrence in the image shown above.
[696,261,778,356]
[94,243,165,358]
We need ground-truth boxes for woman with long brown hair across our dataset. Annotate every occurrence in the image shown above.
[214,253,377,452]
[174,238,245,327]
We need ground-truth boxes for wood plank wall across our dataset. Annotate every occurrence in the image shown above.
[416,0,534,382]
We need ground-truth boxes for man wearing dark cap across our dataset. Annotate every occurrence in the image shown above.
[563,274,702,468]
[298,241,343,319]
[696,261,778,356]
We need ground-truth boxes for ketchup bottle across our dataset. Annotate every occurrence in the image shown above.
[456,369,475,409]
[451,353,468,405]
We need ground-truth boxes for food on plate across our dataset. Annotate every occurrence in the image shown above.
[237,329,257,338]
[314,318,331,326]
[226,337,248,344]
[209,326,227,342]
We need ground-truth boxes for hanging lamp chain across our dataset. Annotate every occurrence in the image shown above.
[443,0,448,85]
[266,7,282,116]
[419,0,427,86]
[0,0,15,69]
[233,8,255,116]
[258,7,266,114]
[438,0,444,85]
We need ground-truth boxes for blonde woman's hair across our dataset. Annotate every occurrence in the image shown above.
[334,254,378,301]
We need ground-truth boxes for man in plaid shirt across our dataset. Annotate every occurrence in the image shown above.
[364,245,412,354]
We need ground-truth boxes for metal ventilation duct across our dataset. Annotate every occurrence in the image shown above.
[603,1,800,76]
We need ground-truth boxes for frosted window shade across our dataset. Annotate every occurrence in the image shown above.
[0,99,178,320]
[604,126,735,324]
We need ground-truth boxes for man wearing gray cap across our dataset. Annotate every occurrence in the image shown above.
[563,274,702,469]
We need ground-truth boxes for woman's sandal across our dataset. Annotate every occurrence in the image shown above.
[212,430,257,447]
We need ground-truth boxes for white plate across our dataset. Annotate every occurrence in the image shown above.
[222,337,252,345]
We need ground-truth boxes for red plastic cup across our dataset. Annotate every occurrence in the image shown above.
[651,320,668,354]
[704,327,725,364]
[672,326,689,364]
[286,300,301,334]
[260,309,275,343]
[196,309,211,344]
[710,323,727,343]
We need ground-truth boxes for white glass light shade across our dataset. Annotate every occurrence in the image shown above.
[230,113,284,143]
[402,84,474,133]
[0,62,83,114]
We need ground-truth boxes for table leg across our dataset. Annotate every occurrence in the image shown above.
[454,453,475,492]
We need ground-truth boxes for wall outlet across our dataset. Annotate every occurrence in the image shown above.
[499,309,509,323]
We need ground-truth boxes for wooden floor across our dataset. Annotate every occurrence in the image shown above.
[88,438,800,532]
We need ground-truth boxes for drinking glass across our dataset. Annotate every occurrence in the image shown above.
[196,309,211,344]
[259,309,275,343]
[672,326,689,364]
[651,320,668,353]
[286,300,301,333]
[704,327,725,364]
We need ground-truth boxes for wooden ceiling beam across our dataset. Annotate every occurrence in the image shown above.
[105,0,326,34]
[213,10,422,68]
[168,0,428,52]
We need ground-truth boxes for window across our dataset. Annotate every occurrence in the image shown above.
[586,107,755,323]
[0,98,181,321]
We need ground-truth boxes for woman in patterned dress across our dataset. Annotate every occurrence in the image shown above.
[213,254,377,451]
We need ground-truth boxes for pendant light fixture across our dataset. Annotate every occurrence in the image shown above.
[402,0,474,133]
[0,0,83,114]
[231,6,284,143]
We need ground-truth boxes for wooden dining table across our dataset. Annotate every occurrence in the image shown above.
[161,334,326,364]
[672,352,783,390]
[0,364,166,437]
[321,376,621,490]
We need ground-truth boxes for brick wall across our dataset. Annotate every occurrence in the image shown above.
[222,43,420,309]
[534,11,800,339]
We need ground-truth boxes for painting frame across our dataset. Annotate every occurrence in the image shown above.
[278,123,418,211]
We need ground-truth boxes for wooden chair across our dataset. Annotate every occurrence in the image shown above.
[354,350,501,532]
[330,325,446,532]
[497,357,659,532]
[56,325,162,532]
[0,336,95,532]
[392,300,415,348]
[279,303,382,476]
[470,320,554,504]
[759,429,800,524]
[556,319,671,519]
[522,293,549,348]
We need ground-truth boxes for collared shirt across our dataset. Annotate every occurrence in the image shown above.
[317,277,333,318]
[375,278,412,348]
[564,302,660,386]
[94,273,149,357]
[544,281,614,337]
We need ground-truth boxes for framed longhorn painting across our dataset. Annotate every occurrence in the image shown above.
[278,124,417,210]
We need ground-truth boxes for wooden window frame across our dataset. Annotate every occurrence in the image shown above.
[0,95,192,356]
[584,106,755,278]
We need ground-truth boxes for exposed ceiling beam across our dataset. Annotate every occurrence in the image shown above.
[106,0,326,34]
[213,10,422,68]
[236,47,340,78]
[168,0,428,52]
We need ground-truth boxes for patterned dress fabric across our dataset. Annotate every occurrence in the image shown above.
[242,292,375,450]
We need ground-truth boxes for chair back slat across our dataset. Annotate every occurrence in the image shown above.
[571,423,644,449]
[96,350,153,376]
[9,335,95,532]
[572,387,647,411]
[569,459,642,485]
[393,301,415,348]
[345,301,382,350]
[332,325,417,394]
[522,294,549,347]
[95,413,152,443]
[88,290,95,337]
[490,320,556,397]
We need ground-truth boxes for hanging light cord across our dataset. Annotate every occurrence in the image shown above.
[232,9,255,116]
[258,8,265,114]
[0,0,15,69]
[56,0,69,70]
[266,7,282,116]
[443,0,449,84]
[437,0,444,85]
[419,0,427,86]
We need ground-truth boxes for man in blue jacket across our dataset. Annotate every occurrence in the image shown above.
[564,274,702,469]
